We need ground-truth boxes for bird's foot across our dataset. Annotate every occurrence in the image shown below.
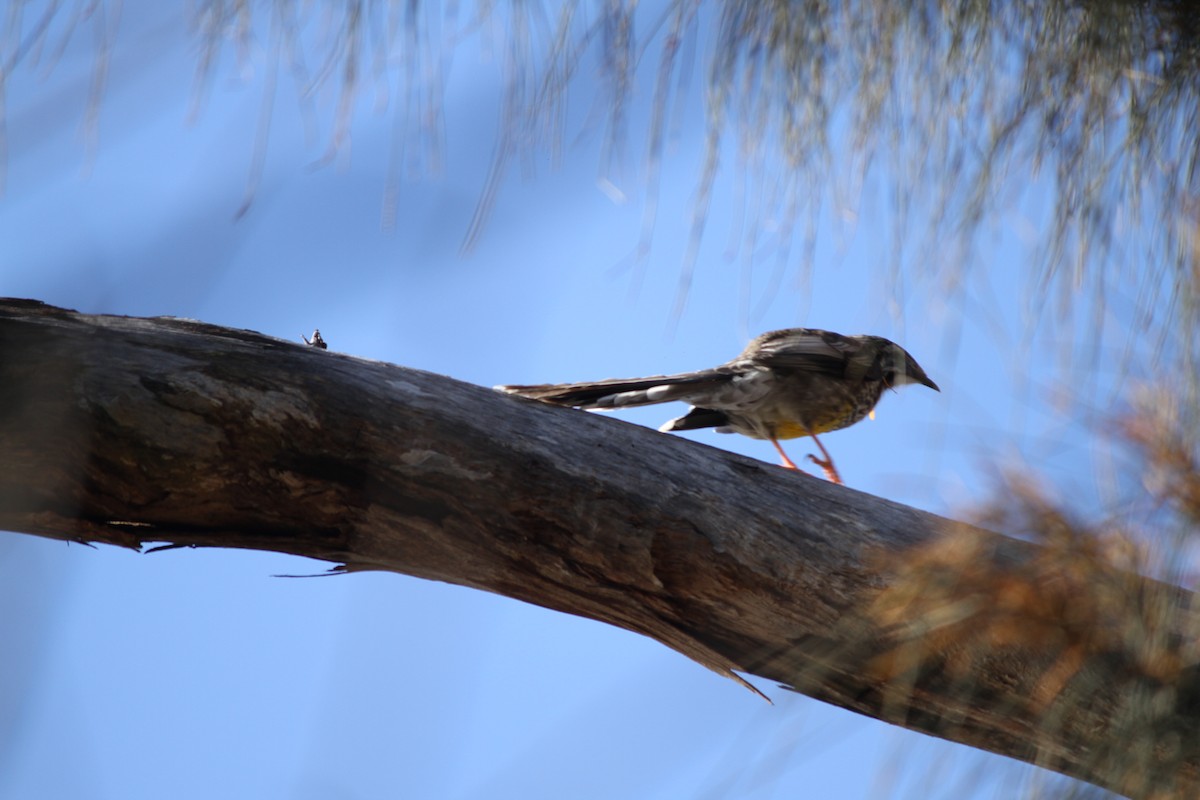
[806,453,843,484]
[770,439,801,470]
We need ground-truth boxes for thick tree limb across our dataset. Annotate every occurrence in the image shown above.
[0,299,1196,797]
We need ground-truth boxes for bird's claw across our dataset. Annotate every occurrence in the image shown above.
[806,453,843,485]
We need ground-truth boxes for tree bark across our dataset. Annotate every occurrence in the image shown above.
[0,298,1195,797]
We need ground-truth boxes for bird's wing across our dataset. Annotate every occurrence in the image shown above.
[497,368,736,409]
[743,329,881,382]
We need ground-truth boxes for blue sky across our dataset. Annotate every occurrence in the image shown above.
[0,3,1129,798]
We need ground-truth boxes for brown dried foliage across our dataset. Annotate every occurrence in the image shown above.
[869,384,1200,794]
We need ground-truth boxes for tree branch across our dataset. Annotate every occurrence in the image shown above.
[0,299,1195,797]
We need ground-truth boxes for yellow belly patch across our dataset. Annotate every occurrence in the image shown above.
[774,420,823,439]
[773,411,866,439]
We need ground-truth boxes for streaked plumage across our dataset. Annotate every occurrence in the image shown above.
[497,328,939,483]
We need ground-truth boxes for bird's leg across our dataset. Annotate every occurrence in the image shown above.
[804,430,843,484]
[769,438,801,470]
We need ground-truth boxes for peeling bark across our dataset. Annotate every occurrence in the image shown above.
[0,298,1196,797]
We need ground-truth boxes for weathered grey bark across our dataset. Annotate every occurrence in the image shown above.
[0,298,1195,797]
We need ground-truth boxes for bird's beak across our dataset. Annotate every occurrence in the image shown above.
[895,366,939,392]
[906,360,940,392]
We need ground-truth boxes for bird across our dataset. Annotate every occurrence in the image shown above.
[496,328,939,484]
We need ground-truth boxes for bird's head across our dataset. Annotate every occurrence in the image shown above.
[872,338,940,392]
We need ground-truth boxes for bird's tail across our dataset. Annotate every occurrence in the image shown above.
[496,369,731,410]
